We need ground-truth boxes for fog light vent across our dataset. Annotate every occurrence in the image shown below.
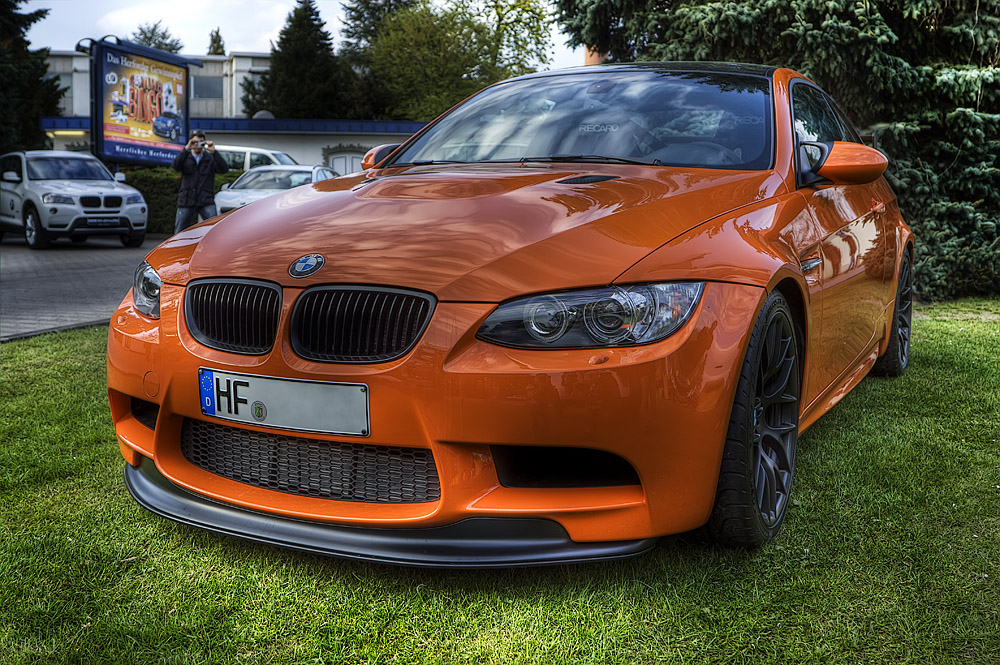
[491,445,640,488]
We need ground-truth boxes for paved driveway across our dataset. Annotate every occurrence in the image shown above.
[0,235,164,341]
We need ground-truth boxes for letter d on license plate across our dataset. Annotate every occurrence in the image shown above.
[198,368,369,436]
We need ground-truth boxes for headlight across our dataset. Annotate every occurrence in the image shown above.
[42,193,73,204]
[133,261,161,319]
[125,193,144,205]
[477,282,704,349]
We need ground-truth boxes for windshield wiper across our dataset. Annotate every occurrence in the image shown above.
[524,154,662,166]
[397,159,473,166]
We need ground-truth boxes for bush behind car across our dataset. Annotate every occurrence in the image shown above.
[122,167,241,235]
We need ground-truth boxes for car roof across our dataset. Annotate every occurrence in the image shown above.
[214,144,290,153]
[240,165,320,173]
[509,61,777,83]
[17,150,100,159]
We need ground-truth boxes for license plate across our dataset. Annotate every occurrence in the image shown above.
[88,217,120,226]
[198,368,369,436]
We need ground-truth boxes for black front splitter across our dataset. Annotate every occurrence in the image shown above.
[124,456,657,568]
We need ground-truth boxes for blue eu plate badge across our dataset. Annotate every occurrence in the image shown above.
[199,369,216,416]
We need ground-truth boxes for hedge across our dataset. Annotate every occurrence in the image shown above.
[123,167,241,235]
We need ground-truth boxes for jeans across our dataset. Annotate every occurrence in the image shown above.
[174,204,218,234]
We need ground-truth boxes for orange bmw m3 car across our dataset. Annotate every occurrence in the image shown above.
[107,63,913,566]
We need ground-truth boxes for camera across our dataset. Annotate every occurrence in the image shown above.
[198,141,207,148]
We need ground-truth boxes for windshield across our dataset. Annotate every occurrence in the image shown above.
[391,70,774,170]
[273,152,297,165]
[232,169,312,190]
[27,157,113,181]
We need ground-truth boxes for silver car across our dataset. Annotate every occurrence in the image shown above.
[0,150,148,248]
[215,165,338,213]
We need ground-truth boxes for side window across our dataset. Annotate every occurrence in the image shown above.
[249,152,272,168]
[219,150,245,171]
[828,98,863,143]
[791,83,845,171]
[1,155,23,178]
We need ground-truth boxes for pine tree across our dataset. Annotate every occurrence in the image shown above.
[555,0,1000,299]
[0,0,64,152]
[241,0,360,118]
[131,20,183,53]
[341,0,417,56]
[207,27,225,55]
[339,0,418,120]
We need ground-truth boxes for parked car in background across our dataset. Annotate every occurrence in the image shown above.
[215,165,339,213]
[152,111,183,142]
[0,150,147,248]
[215,144,298,171]
[108,63,913,567]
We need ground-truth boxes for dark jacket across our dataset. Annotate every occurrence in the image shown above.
[172,149,228,208]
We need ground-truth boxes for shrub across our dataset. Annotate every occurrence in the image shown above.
[123,167,241,235]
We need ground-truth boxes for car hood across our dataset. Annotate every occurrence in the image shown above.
[151,163,785,302]
[34,179,138,195]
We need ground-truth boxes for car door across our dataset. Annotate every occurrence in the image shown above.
[218,149,246,171]
[0,154,25,229]
[792,81,887,404]
[249,151,272,168]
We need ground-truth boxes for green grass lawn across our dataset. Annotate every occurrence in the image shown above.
[1,300,998,664]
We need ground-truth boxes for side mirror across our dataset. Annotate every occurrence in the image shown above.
[361,143,401,170]
[115,172,127,182]
[801,141,887,186]
[2,171,21,183]
[221,183,230,190]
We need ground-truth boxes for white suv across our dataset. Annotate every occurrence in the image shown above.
[0,150,148,249]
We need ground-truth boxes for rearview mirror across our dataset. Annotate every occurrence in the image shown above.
[221,183,230,190]
[361,144,401,170]
[115,172,127,182]
[2,171,20,183]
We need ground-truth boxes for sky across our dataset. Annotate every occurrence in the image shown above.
[23,0,584,69]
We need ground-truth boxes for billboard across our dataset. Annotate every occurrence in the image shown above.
[89,39,200,167]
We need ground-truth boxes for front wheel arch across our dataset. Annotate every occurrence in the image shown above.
[708,289,802,547]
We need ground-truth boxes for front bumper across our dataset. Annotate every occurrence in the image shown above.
[108,279,763,565]
[41,202,146,237]
[126,454,656,567]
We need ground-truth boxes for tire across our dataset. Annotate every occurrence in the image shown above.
[708,290,801,548]
[121,232,145,247]
[170,127,178,141]
[872,253,912,377]
[24,205,50,249]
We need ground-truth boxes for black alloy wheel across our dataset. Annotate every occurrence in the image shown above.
[873,253,913,377]
[709,290,801,547]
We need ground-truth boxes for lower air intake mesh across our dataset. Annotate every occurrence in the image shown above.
[180,419,441,503]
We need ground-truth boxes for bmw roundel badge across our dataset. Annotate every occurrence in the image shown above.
[289,254,325,278]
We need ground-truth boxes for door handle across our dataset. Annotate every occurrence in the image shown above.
[800,257,823,273]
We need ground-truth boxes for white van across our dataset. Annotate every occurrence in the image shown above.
[214,145,298,171]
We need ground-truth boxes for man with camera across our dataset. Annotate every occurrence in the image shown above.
[171,128,229,234]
